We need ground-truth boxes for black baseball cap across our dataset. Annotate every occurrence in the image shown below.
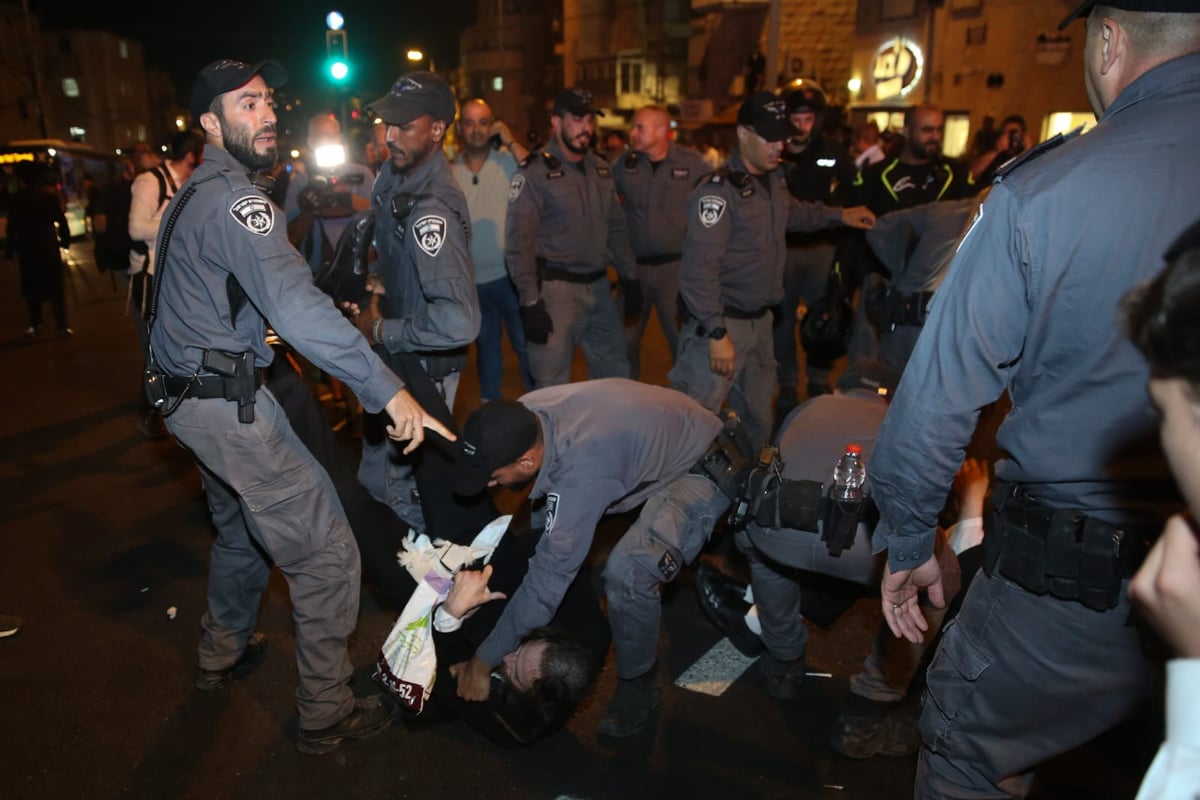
[454,400,541,496]
[367,71,457,125]
[1059,0,1198,29]
[190,59,287,122]
[737,92,797,143]
[553,88,606,118]
[784,82,827,114]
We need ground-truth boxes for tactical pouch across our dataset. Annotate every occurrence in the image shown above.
[988,484,1141,611]
[821,492,867,557]
[755,478,823,531]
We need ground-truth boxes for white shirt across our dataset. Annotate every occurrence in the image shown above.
[1135,659,1200,800]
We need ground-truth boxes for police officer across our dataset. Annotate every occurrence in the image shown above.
[774,81,857,412]
[669,92,876,450]
[612,105,708,378]
[149,58,452,754]
[505,88,637,388]
[352,71,481,533]
[447,379,733,738]
[870,3,1200,795]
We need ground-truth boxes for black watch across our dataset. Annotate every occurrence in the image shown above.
[706,326,727,341]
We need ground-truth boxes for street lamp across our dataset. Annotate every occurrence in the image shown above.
[406,49,424,63]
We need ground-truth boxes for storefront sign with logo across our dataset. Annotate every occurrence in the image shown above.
[872,37,924,100]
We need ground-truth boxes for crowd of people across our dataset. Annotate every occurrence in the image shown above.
[48,0,1198,796]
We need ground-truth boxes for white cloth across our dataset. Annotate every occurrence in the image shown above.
[1135,659,1200,800]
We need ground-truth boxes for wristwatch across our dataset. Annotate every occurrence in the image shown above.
[706,326,727,341]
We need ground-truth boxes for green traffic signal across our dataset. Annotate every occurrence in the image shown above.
[329,60,349,81]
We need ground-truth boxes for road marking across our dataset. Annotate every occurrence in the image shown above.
[674,638,758,696]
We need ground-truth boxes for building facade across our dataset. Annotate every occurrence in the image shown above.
[459,0,563,144]
[0,3,52,144]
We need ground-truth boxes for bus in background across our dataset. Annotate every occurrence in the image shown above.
[0,140,125,241]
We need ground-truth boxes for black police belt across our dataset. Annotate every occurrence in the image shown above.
[538,262,606,284]
[415,346,468,381]
[636,253,681,267]
[983,481,1159,611]
[689,414,854,549]
[158,350,264,424]
[683,305,769,337]
[161,370,264,400]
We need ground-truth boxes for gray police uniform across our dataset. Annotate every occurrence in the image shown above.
[871,52,1200,798]
[611,143,708,377]
[669,152,845,449]
[150,144,405,730]
[473,379,726,680]
[358,151,480,528]
[505,138,636,387]
[863,197,977,374]
[739,391,958,701]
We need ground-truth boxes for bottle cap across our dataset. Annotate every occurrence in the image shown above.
[846,444,862,455]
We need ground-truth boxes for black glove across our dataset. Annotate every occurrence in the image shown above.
[297,185,321,214]
[620,278,644,321]
[520,299,553,345]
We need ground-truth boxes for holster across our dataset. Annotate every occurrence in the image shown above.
[692,412,757,507]
[983,482,1156,611]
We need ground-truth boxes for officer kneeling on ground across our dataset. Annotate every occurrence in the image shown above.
[146,58,452,755]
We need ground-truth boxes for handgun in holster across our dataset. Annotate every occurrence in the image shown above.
[202,350,257,423]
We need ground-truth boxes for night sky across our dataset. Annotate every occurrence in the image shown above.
[34,0,478,110]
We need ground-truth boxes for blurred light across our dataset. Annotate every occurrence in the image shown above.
[48,147,57,157]
[330,60,349,81]
[175,116,185,130]
[290,149,301,159]
[69,126,85,137]
[161,145,168,152]
[326,10,344,30]
[350,109,360,120]
[115,148,122,155]
[492,76,503,91]
[373,117,384,125]
[406,49,424,62]
[314,144,346,168]
[847,77,862,93]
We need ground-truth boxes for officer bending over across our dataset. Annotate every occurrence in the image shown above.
[449,379,742,737]
[147,58,451,755]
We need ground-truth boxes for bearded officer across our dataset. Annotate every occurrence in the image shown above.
[351,71,481,534]
[505,88,637,387]
[669,92,876,450]
[149,58,452,754]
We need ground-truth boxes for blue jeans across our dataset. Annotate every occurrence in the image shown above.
[476,277,532,401]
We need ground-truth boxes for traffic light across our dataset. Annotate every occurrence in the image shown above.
[326,28,349,82]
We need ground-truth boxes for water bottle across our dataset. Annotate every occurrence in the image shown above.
[832,444,866,502]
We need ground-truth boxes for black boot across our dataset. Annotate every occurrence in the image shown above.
[597,668,661,738]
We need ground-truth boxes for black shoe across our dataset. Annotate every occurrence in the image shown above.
[694,563,764,657]
[759,653,805,701]
[195,632,269,691]
[597,669,662,739]
[829,709,920,759]
[297,694,398,754]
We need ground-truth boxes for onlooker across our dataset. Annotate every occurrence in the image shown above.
[852,122,885,170]
[5,169,71,337]
[1124,217,1200,800]
[450,98,533,402]
[970,114,1031,185]
[600,129,627,163]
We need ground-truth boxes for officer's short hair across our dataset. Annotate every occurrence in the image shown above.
[904,104,942,130]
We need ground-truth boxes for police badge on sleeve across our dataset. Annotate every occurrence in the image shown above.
[698,195,727,228]
[413,215,446,257]
[230,195,274,235]
[509,174,526,202]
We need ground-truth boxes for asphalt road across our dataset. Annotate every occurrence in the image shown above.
[0,245,1157,799]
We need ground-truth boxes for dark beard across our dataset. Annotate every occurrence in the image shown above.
[221,117,277,171]
[562,132,590,156]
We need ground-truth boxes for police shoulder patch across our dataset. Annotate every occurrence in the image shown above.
[657,551,680,580]
[544,493,559,536]
[509,173,526,202]
[698,195,727,228]
[229,195,274,236]
[412,214,447,257]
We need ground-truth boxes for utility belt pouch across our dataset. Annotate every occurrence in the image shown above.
[695,412,757,517]
[822,490,867,557]
[1078,518,1122,611]
[144,363,169,411]
[420,350,468,381]
[755,478,823,531]
[202,350,257,423]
